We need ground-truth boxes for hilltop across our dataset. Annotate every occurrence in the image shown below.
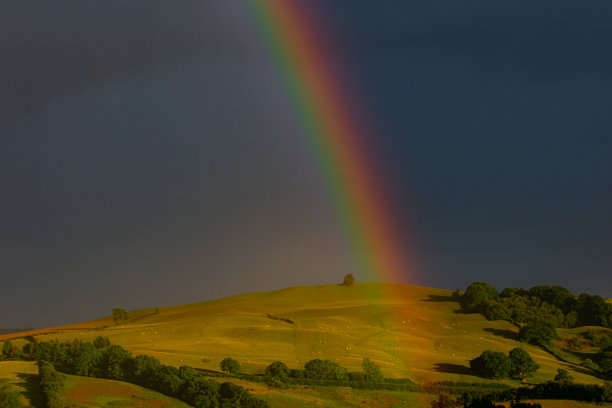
[1,283,607,386]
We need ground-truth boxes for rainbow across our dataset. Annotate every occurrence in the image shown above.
[246,1,412,285]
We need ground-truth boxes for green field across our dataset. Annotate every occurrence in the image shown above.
[1,283,610,407]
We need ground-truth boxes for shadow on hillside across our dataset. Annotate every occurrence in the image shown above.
[16,373,45,408]
[483,327,519,341]
[433,363,472,376]
[561,348,598,361]
[559,362,607,380]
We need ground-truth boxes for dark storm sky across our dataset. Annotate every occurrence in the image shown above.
[1,1,611,328]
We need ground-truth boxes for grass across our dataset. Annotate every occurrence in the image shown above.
[1,283,606,387]
[59,374,191,408]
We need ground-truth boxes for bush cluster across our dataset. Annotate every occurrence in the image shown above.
[34,337,269,408]
[38,361,65,408]
[461,282,612,329]
[470,348,539,379]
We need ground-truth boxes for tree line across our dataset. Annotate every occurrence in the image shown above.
[30,337,269,408]
[459,282,612,329]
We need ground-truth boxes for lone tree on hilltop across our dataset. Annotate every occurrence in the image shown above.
[220,357,241,374]
[343,273,355,287]
[112,308,130,328]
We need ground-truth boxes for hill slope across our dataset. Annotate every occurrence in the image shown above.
[1,283,602,385]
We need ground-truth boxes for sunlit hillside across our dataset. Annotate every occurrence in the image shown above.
[1,283,605,386]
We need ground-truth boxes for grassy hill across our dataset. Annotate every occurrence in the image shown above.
[1,283,606,387]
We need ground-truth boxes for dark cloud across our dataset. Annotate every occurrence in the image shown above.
[0,1,242,117]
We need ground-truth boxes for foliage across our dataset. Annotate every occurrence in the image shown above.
[470,351,511,379]
[508,348,539,379]
[220,357,241,374]
[265,361,290,380]
[112,308,130,326]
[2,340,13,360]
[0,379,25,408]
[554,369,574,384]
[462,282,499,312]
[38,361,65,408]
[34,339,268,408]
[73,342,102,377]
[518,318,557,347]
[93,336,111,350]
[362,358,384,383]
[303,359,348,381]
[430,392,458,408]
[468,283,612,329]
[343,273,355,286]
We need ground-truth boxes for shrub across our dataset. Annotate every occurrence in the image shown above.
[470,351,511,379]
[220,357,241,375]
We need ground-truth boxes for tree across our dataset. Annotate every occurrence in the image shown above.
[554,368,574,385]
[508,348,539,379]
[265,361,290,380]
[470,351,511,379]
[0,379,25,408]
[112,308,130,327]
[220,357,241,375]
[343,273,355,287]
[519,318,557,347]
[73,343,102,377]
[104,345,132,380]
[431,392,458,408]
[362,358,383,383]
[2,340,13,359]
[462,282,499,312]
[93,336,111,351]
[303,359,348,381]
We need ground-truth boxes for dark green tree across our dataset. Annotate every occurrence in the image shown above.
[431,392,458,408]
[220,357,241,375]
[469,351,511,379]
[104,344,132,380]
[519,318,557,347]
[508,348,539,379]
[362,358,383,383]
[265,361,290,380]
[304,359,348,381]
[112,308,130,327]
[343,273,355,286]
[554,368,574,384]
[73,342,102,377]
[2,340,13,359]
[93,336,111,351]
[462,282,499,312]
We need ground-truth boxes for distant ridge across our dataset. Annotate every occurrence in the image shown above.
[0,327,34,335]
